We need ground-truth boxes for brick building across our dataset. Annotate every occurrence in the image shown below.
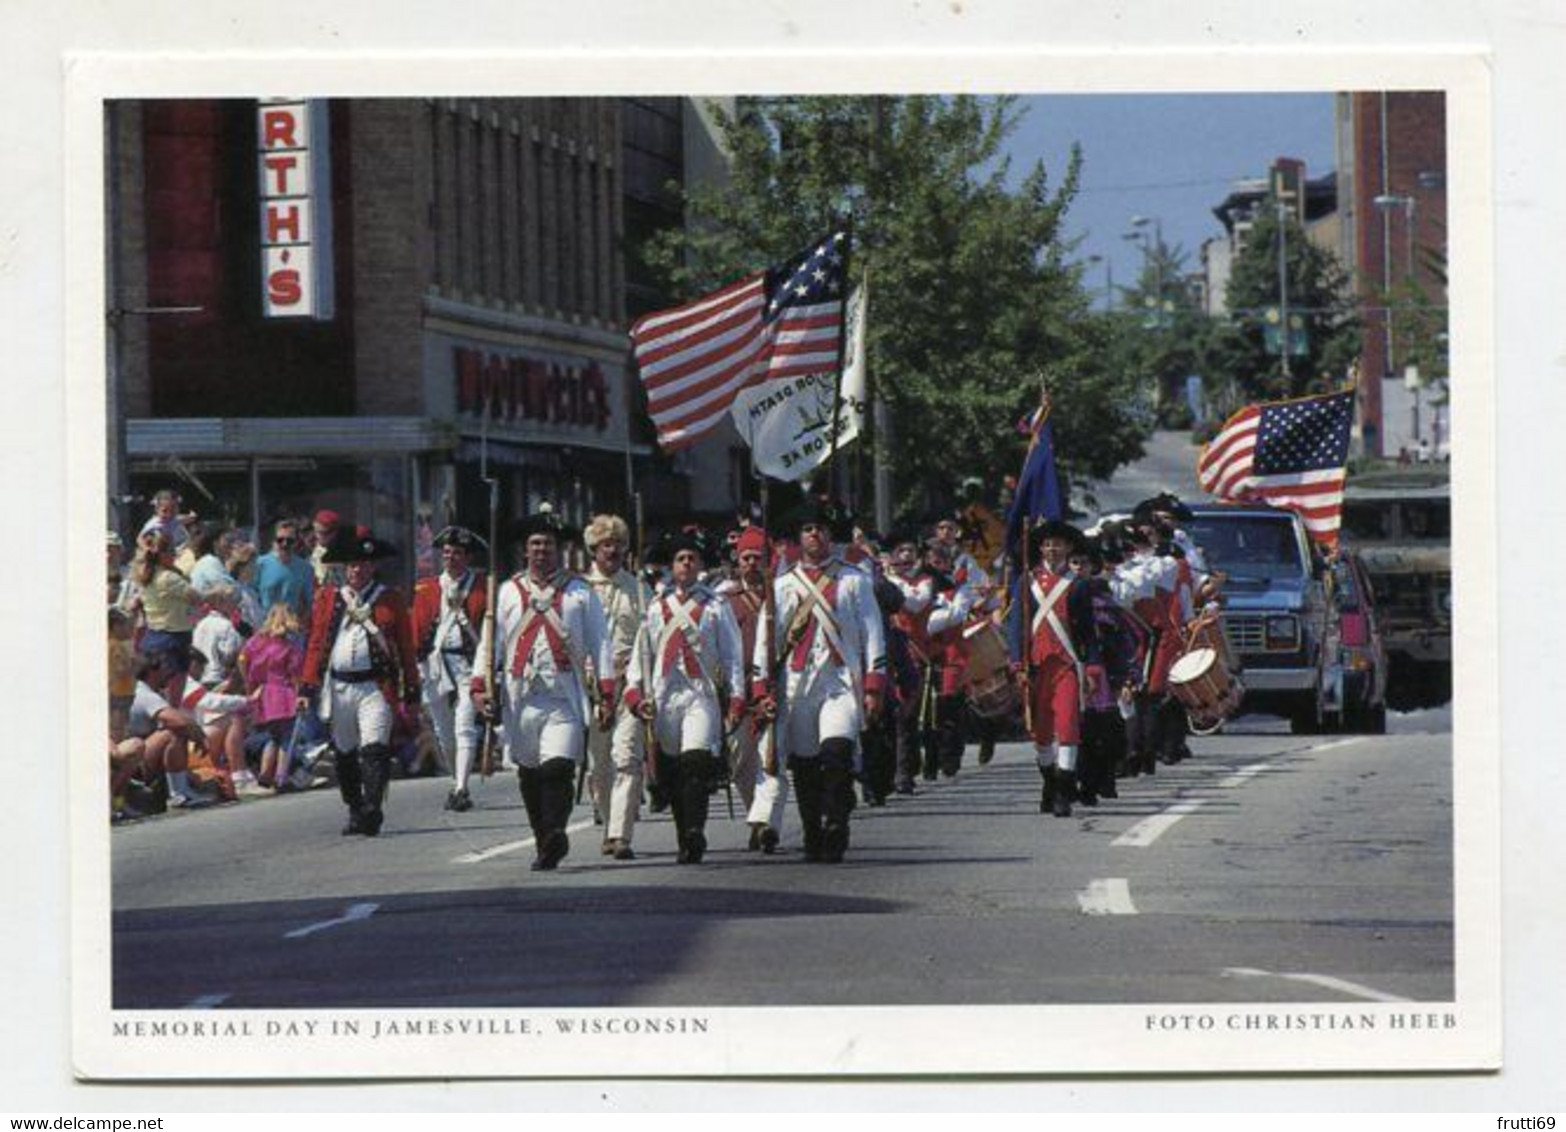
[1334,91,1449,458]
[107,96,739,580]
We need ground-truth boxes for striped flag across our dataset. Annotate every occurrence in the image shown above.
[630,230,850,450]
[1196,389,1355,544]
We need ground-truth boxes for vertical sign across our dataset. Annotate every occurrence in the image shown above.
[258,99,335,319]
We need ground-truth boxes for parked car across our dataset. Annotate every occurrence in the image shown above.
[1326,549,1388,733]
[1184,502,1333,733]
[1340,469,1452,711]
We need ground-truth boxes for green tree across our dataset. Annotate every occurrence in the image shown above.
[1213,198,1361,404]
[637,95,1148,522]
[1111,237,1218,426]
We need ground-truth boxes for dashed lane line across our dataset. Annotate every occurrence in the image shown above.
[452,818,599,864]
[1112,799,1207,848]
[185,994,231,1009]
[284,901,380,940]
[1077,878,1137,915]
[1222,966,1411,1003]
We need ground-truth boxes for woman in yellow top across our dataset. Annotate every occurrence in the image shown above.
[126,530,197,671]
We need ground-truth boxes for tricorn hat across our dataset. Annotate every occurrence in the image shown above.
[649,526,714,565]
[432,525,488,554]
[782,497,853,541]
[323,525,398,563]
[510,504,578,546]
[1136,492,1195,523]
[1027,518,1086,557]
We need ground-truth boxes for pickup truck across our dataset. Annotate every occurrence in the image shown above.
[1184,502,1334,733]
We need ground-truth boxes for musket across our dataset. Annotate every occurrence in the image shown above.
[757,571,782,780]
[476,398,502,778]
[1020,515,1035,734]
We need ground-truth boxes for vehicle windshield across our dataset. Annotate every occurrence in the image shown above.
[1186,514,1308,582]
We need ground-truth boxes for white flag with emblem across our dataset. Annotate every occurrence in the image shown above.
[728,282,866,482]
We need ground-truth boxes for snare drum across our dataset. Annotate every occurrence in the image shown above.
[1168,646,1240,729]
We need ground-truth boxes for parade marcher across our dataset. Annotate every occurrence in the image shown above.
[754,501,887,864]
[410,525,489,813]
[883,529,936,795]
[1068,537,1145,805]
[311,509,348,589]
[472,507,615,872]
[920,536,976,779]
[714,525,787,851]
[1010,519,1101,817]
[1113,517,1181,775]
[861,573,915,806]
[934,511,1003,766]
[623,530,745,864]
[298,528,419,837]
[581,514,650,860]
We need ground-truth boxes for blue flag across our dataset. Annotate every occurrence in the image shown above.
[1004,415,1065,554]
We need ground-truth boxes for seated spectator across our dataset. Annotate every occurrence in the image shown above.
[108,607,137,743]
[240,603,305,790]
[192,583,246,692]
[171,648,255,799]
[110,652,211,816]
[256,520,314,622]
[127,530,196,671]
[107,531,129,608]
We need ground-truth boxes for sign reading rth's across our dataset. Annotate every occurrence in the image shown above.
[257,99,335,320]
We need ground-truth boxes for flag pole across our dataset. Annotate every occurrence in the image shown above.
[824,218,854,502]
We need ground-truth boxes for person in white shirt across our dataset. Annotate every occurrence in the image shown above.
[623,530,745,865]
[192,584,245,691]
[473,507,614,873]
[754,501,887,864]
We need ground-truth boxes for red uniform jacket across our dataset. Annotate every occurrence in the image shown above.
[409,570,488,661]
[301,581,419,706]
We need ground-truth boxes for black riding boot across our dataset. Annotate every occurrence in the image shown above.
[1052,769,1075,818]
[894,711,920,794]
[335,746,366,834]
[676,750,713,863]
[533,759,576,870]
[357,743,392,836]
[935,694,964,777]
[789,756,826,861]
[1038,762,1054,814]
[819,739,856,864]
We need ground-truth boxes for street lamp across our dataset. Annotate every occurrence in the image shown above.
[1084,253,1113,312]
[1129,215,1166,328]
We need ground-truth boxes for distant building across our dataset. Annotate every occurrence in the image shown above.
[1334,92,1448,459]
[107,96,740,577]
[1207,158,1339,313]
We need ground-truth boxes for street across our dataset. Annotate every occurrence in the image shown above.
[112,708,1451,1010]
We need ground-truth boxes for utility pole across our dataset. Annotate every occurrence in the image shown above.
[1277,201,1291,383]
[869,95,893,535]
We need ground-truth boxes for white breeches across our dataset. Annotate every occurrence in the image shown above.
[779,669,860,760]
[650,681,722,756]
[423,660,480,782]
[502,677,585,768]
[325,682,393,752]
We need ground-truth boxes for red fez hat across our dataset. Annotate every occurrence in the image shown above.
[735,526,770,557]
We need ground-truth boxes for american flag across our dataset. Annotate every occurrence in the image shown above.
[1196,389,1355,544]
[630,231,850,450]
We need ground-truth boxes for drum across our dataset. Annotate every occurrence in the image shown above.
[961,621,1019,720]
[1185,611,1239,676]
[1167,646,1243,731]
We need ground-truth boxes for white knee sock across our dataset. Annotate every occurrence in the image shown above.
[1055,743,1078,773]
[1034,744,1053,769]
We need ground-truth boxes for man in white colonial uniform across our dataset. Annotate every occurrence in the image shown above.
[755,501,887,864]
[582,514,650,860]
[473,506,613,872]
[624,530,745,864]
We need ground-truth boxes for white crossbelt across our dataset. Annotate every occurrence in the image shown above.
[790,565,848,664]
[513,574,577,681]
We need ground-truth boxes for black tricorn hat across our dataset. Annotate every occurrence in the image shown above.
[651,526,714,565]
[510,505,578,546]
[1136,492,1195,522]
[783,497,853,541]
[323,526,398,563]
[886,526,923,551]
[1027,518,1086,557]
[432,525,489,554]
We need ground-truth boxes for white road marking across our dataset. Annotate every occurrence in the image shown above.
[1077,878,1137,915]
[284,901,380,940]
[186,993,231,1009]
[1221,966,1411,1003]
[1112,799,1206,847]
[453,818,598,864]
[1218,762,1275,789]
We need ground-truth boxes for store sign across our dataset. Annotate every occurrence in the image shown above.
[453,346,612,433]
[258,99,335,319]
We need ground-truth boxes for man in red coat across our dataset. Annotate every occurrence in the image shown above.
[298,528,419,836]
[410,526,489,813]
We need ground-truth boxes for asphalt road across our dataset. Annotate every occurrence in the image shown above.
[112,709,1452,1010]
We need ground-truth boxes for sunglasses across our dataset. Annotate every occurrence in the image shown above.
[276,537,297,546]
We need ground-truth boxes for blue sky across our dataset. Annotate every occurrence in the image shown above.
[1006,93,1338,306]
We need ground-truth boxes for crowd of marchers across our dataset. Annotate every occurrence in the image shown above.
[107,484,1229,872]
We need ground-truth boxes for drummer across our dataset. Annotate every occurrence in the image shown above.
[920,535,975,780]
[1009,519,1101,818]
